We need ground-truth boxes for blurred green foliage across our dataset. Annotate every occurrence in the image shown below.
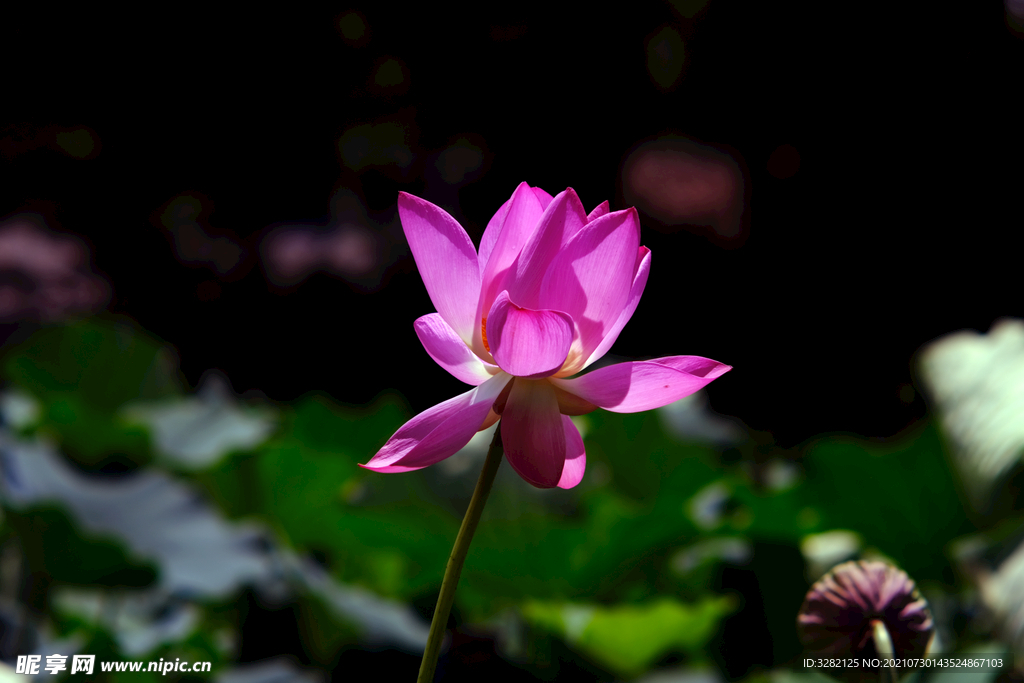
[3,319,181,409]
[523,595,735,678]
[5,505,157,589]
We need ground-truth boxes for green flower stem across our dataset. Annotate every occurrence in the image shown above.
[417,423,504,683]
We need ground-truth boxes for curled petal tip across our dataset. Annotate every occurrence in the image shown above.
[709,364,733,379]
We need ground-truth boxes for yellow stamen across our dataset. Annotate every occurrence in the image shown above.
[481,318,490,352]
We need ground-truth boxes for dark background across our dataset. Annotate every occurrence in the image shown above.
[3,1,1022,449]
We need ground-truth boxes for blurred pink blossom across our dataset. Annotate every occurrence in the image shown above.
[623,138,745,244]
[0,217,110,322]
[260,189,383,288]
[262,224,378,286]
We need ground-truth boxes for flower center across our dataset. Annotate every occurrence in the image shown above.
[481,317,490,352]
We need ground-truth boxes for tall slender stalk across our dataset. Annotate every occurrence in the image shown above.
[417,423,504,683]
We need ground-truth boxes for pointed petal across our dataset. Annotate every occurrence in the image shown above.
[478,185,556,287]
[532,186,554,208]
[556,416,586,489]
[587,200,610,221]
[398,192,480,343]
[646,355,733,380]
[583,246,651,367]
[474,183,545,355]
[550,357,731,413]
[487,291,574,379]
[505,188,589,310]
[501,379,565,488]
[478,196,511,275]
[538,207,641,366]
[414,313,498,385]
[361,373,510,472]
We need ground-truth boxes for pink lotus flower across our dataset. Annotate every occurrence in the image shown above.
[362,183,731,489]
